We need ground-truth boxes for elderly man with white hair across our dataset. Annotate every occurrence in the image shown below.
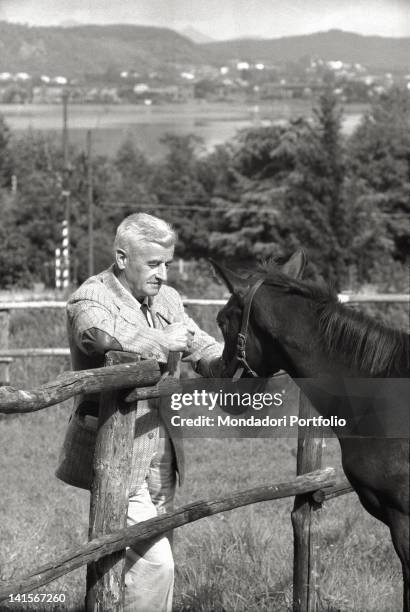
[56,213,223,611]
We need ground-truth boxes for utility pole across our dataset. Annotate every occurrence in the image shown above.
[62,89,69,167]
[61,89,71,289]
[87,130,94,277]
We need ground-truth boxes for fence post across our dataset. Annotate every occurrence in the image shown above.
[292,389,324,612]
[86,351,160,611]
[0,310,11,386]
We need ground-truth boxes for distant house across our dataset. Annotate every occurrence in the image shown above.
[133,83,194,103]
[32,85,65,104]
[260,82,317,100]
[133,83,150,94]
[99,87,121,103]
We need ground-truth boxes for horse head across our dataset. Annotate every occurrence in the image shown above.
[211,250,306,378]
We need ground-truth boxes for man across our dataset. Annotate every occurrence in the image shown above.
[56,213,223,611]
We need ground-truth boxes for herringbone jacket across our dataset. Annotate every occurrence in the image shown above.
[56,265,222,495]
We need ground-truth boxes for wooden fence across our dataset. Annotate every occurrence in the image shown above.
[0,350,349,611]
[0,294,406,610]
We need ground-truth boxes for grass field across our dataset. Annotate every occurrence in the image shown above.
[0,304,405,611]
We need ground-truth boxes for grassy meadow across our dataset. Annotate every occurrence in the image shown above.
[0,304,405,611]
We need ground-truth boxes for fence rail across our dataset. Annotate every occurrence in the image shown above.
[0,360,183,414]
[0,467,338,602]
[0,348,70,358]
[0,293,408,311]
[0,294,407,363]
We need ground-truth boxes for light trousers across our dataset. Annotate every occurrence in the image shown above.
[124,432,176,612]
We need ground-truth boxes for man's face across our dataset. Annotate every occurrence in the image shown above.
[116,241,174,300]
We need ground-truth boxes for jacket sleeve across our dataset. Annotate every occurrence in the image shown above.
[67,298,170,363]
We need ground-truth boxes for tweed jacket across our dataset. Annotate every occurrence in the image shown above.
[56,265,222,495]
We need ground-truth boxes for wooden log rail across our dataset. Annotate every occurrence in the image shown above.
[0,361,184,414]
[0,467,340,602]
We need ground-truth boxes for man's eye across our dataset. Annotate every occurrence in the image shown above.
[148,262,171,268]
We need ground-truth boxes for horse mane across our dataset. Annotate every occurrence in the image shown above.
[256,265,409,376]
[318,302,408,376]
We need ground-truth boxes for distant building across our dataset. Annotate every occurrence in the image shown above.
[54,76,68,85]
[16,72,31,81]
[32,85,65,103]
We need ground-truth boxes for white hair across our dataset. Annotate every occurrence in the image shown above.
[113,213,176,254]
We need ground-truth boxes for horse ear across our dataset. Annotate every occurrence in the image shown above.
[209,259,250,296]
[281,249,307,279]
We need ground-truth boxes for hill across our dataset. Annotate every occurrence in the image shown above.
[0,23,408,77]
[180,26,214,44]
[201,29,410,71]
[0,22,208,78]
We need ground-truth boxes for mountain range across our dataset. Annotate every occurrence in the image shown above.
[0,21,408,77]
[202,29,410,71]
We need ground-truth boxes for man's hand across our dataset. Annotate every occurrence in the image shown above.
[161,323,194,351]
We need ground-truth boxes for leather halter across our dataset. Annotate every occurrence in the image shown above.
[231,277,265,381]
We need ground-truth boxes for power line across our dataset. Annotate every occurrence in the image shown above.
[112,203,280,214]
[109,202,409,218]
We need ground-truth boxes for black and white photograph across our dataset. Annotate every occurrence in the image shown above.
[0,1,409,610]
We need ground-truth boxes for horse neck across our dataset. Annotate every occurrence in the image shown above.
[284,342,355,378]
[273,325,356,431]
[264,290,403,379]
[264,297,352,379]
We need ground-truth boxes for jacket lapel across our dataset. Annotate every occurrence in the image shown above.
[100,266,147,325]
[152,293,178,328]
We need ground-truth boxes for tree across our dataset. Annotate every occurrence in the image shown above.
[208,88,393,289]
[0,114,12,187]
[347,87,410,264]
[283,88,350,286]
[148,134,215,257]
[68,146,138,284]
[0,190,33,287]
[207,93,349,284]
[113,137,153,205]
[3,131,64,285]
[207,126,295,265]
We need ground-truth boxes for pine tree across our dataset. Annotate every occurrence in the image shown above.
[284,87,348,287]
[347,87,410,264]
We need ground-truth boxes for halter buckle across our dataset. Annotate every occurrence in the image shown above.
[237,333,247,358]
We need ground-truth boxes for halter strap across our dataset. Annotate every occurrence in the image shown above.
[232,277,265,381]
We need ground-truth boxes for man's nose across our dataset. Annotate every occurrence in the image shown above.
[156,263,168,280]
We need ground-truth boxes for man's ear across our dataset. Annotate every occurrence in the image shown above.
[209,259,250,298]
[115,248,127,270]
[281,249,306,279]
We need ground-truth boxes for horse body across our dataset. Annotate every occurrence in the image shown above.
[213,251,409,610]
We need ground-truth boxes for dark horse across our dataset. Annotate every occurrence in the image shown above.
[212,250,409,610]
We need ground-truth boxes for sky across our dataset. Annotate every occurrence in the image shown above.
[0,0,409,39]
